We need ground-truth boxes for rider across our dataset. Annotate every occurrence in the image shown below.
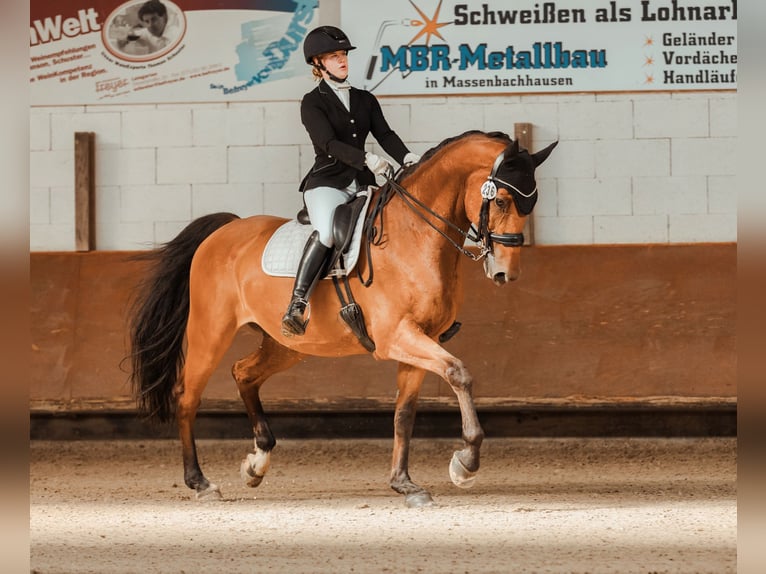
[281,25,420,337]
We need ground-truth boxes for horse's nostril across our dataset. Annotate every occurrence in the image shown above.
[493,272,507,285]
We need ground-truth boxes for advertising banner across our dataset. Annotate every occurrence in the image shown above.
[341,0,737,95]
[30,0,319,105]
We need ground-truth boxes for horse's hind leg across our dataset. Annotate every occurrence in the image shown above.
[178,317,238,501]
[390,363,435,508]
[232,333,303,487]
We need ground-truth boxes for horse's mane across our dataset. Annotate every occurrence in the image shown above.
[397,130,512,181]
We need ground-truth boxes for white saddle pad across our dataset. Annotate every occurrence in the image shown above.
[261,190,371,278]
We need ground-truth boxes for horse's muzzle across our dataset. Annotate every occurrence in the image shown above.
[483,254,520,285]
[491,270,521,285]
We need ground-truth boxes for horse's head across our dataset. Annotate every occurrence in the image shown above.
[468,137,557,285]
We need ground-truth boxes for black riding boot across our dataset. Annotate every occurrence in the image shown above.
[281,231,331,336]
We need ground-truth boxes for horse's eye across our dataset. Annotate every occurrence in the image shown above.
[495,197,509,210]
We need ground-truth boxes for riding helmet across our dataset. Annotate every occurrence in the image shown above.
[303,26,356,64]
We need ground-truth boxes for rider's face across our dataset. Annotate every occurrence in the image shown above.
[318,50,349,80]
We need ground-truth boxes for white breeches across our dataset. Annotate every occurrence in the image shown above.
[303,183,359,247]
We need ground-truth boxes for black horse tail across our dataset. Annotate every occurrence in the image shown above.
[128,212,240,423]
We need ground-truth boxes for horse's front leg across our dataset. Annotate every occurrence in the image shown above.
[385,323,484,491]
[232,334,303,488]
[390,363,435,508]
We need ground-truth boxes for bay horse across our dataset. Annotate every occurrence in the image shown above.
[128,130,557,507]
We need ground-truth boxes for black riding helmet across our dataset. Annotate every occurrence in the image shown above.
[303,26,356,65]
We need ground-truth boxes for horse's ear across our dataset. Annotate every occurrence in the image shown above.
[510,139,520,155]
[532,141,558,167]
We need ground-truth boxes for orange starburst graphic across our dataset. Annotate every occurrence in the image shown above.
[407,0,452,45]
[644,56,654,66]
[645,74,654,84]
[644,36,654,47]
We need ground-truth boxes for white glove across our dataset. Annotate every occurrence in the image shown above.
[403,152,421,166]
[365,152,391,176]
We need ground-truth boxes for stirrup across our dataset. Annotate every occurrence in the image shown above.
[281,298,309,337]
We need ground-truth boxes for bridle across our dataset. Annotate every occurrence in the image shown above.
[359,149,536,286]
[474,150,537,254]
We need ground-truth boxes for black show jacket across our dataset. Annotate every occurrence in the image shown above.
[299,80,410,191]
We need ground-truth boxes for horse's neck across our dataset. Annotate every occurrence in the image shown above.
[377,139,499,281]
[401,138,500,233]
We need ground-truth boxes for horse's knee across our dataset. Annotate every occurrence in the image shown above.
[445,361,472,391]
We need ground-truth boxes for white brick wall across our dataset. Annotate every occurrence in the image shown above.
[410,101,482,143]
[122,109,192,148]
[192,105,265,147]
[559,100,634,140]
[635,99,709,139]
[158,147,227,184]
[51,111,123,149]
[228,145,300,184]
[595,214,669,244]
[558,178,632,217]
[121,184,191,222]
[708,176,736,214]
[633,177,708,215]
[97,148,156,186]
[710,98,736,137]
[29,91,736,251]
[192,183,264,219]
[672,137,736,176]
[482,101,559,143]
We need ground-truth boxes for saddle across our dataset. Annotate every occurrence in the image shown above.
[261,191,371,279]
[261,191,375,351]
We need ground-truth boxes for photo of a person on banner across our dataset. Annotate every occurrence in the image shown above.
[111,0,183,57]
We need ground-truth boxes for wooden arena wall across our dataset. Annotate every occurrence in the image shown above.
[30,244,736,414]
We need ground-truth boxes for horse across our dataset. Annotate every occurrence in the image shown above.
[128,130,557,507]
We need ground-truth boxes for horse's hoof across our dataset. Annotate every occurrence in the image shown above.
[240,451,270,488]
[405,491,436,508]
[449,451,478,489]
[195,483,222,501]
[240,458,264,488]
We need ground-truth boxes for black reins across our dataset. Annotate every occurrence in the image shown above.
[358,150,533,287]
